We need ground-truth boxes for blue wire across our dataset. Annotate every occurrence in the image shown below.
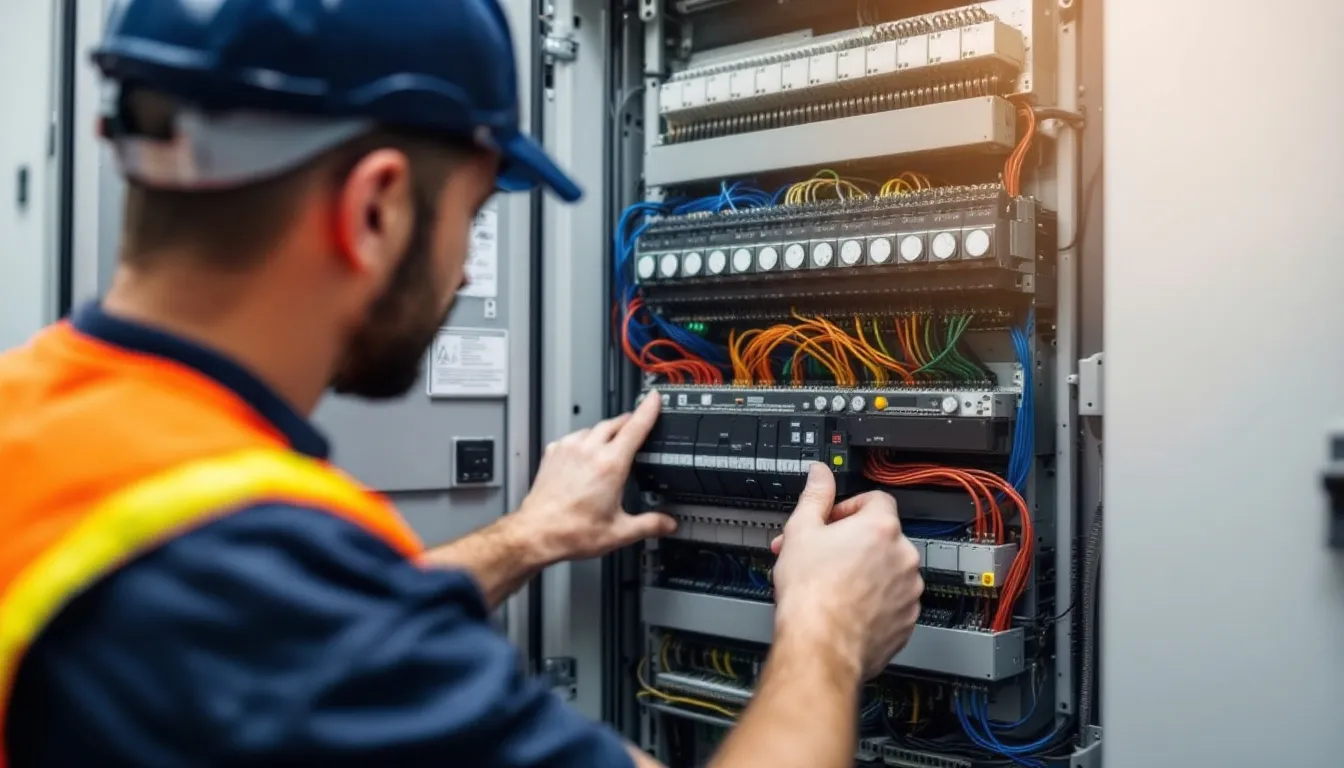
[974,691,1062,755]
[953,692,1046,768]
[1005,309,1036,493]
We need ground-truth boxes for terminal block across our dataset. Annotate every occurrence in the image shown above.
[634,186,1053,310]
[658,5,1027,144]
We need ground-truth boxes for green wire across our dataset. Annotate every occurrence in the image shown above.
[941,316,979,380]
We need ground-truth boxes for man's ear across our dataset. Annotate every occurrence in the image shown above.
[332,149,415,284]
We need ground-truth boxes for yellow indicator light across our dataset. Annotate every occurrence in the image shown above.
[981,572,996,588]
[873,396,888,411]
[832,455,845,467]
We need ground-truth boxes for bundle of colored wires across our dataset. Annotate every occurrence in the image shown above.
[782,169,875,204]
[862,454,1034,632]
[727,313,987,387]
[879,171,935,196]
[614,182,778,382]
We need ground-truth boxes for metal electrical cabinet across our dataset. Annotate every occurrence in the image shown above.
[22,0,1344,767]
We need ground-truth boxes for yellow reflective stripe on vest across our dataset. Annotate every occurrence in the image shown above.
[0,448,416,724]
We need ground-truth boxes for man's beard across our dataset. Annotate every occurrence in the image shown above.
[330,199,453,400]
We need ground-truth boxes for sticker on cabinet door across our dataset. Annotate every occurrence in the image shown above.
[458,198,498,299]
[427,327,509,398]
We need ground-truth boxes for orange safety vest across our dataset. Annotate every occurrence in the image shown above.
[0,322,423,765]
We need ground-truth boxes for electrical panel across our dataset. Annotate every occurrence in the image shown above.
[611,0,1085,765]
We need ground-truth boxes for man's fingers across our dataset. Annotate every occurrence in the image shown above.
[774,488,895,554]
[587,413,632,444]
[785,463,836,533]
[610,390,662,455]
[610,510,678,548]
[830,490,899,525]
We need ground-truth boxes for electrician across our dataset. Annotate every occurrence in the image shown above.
[0,1,925,766]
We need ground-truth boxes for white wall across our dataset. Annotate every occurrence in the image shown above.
[0,0,60,350]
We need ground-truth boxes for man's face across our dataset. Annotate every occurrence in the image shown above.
[330,155,496,399]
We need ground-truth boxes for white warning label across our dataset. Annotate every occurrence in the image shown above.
[427,327,509,398]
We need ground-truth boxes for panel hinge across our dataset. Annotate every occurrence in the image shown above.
[1069,725,1103,768]
[1068,352,1104,416]
[543,34,578,62]
[542,656,577,701]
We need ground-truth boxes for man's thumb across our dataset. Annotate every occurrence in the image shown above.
[788,463,837,530]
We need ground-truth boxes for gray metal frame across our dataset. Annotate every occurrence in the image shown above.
[642,587,1028,681]
[536,0,613,722]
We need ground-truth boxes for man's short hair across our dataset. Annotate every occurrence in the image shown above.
[118,91,474,270]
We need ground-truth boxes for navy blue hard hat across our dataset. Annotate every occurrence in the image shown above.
[92,0,582,201]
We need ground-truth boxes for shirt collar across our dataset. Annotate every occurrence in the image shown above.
[71,302,331,459]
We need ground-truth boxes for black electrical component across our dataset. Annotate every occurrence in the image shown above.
[453,438,496,485]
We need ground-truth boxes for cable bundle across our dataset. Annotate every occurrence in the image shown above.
[728,312,989,387]
[614,172,952,383]
[954,688,1066,767]
[862,454,1033,632]
[1003,99,1037,197]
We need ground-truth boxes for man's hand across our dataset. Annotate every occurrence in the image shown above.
[771,464,924,680]
[515,392,676,563]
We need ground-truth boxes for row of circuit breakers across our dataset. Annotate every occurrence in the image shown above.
[633,185,1043,284]
[632,387,1017,505]
[657,7,1025,141]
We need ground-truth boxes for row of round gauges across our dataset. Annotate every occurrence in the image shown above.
[635,226,996,282]
[805,393,962,414]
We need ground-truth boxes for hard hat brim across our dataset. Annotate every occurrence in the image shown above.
[494,131,584,203]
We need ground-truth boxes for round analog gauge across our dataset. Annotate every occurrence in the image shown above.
[707,249,728,274]
[783,243,807,269]
[869,238,893,264]
[941,396,960,415]
[812,242,835,268]
[964,228,991,258]
[732,248,753,272]
[636,255,656,280]
[682,251,703,276]
[813,395,829,412]
[849,395,866,411]
[659,253,679,278]
[931,232,958,261]
[899,235,924,263]
[757,246,780,271]
[830,395,846,412]
[840,240,863,266]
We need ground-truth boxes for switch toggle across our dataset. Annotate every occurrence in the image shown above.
[453,438,497,486]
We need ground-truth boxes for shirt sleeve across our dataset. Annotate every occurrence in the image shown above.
[6,504,635,768]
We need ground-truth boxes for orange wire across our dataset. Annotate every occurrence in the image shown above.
[862,453,1035,631]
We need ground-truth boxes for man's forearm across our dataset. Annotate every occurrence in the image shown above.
[709,622,861,768]
[420,515,554,609]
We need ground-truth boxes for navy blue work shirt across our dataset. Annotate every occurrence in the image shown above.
[6,304,634,768]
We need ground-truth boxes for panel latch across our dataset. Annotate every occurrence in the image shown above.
[542,657,577,701]
[1068,352,1104,416]
[1323,434,1344,549]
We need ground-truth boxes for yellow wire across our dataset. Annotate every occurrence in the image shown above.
[660,635,672,672]
[709,649,725,676]
[910,682,921,725]
[722,650,737,679]
[636,658,740,720]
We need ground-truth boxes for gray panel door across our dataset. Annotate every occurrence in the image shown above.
[1104,0,1344,765]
